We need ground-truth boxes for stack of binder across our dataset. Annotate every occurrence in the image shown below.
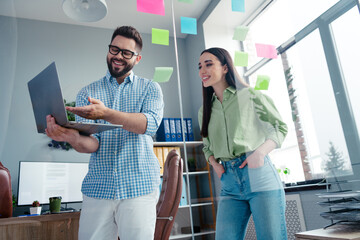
[156,118,194,142]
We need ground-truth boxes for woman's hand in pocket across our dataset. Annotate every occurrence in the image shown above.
[209,156,224,178]
[239,150,265,169]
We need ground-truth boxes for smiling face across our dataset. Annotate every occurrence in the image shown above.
[107,35,141,83]
[198,52,228,90]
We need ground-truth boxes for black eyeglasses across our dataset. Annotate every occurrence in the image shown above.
[108,45,138,59]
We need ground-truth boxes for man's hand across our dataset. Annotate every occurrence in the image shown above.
[45,115,79,143]
[66,97,108,120]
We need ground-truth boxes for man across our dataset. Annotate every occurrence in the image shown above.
[46,26,164,240]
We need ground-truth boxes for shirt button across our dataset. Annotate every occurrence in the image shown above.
[114,150,117,154]
[114,169,117,173]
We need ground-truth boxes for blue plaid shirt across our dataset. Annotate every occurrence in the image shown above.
[75,71,164,200]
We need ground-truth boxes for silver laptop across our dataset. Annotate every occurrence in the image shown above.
[28,62,122,136]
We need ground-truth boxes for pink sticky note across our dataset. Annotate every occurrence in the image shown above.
[137,0,165,16]
[255,43,278,59]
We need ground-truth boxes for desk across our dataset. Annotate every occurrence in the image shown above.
[295,224,360,240]
[0,212,80,240]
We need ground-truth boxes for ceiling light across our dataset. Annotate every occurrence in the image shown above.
[62,0,108,22]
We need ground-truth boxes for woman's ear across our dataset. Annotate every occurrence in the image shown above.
[223,64,229,74]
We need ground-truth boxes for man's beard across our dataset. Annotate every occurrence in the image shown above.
[107,57,135,79]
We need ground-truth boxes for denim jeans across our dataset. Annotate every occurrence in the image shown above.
[215,154,287,240]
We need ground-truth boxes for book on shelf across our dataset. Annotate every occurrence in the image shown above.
[154,147,164,175]
[175,118,182,141]
[156,118,171,142]
[182,118,188,141]
[186,118,194,141]
[162,147,170,165]
[169,118,177,142]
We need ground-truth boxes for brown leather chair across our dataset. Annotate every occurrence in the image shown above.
[154,149,183,240]
[0,162,13,218]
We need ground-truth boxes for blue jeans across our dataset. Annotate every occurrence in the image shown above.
[216,154,287,240]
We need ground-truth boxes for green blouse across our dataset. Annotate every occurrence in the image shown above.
[198,87,288,162]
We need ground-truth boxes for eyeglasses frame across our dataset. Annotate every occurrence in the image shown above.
[108,45,139,59]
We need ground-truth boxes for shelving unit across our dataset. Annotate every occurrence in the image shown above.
[154,141,216,240]
[317,179,360,228]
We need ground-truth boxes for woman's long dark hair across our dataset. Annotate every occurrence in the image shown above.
[200,47,249,138]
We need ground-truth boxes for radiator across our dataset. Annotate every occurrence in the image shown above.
[245,194,306,240]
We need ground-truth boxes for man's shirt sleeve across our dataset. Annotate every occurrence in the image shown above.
[142,81,164,136]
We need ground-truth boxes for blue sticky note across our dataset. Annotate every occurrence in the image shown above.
[232,0,245,12]
[181,17,197,35]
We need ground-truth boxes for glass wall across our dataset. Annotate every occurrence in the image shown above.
[1,0,359,238]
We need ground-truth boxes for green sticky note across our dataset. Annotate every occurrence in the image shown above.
[233,25,249,41]
[152,28,169,46]
[153,67,173,83]
[234,51,248,67]
[178,0,193,3]
[254,75,270,90]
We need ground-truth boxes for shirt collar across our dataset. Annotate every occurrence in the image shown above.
[211,86,236,102]
[106,70,134,85]
[226,86,237,94]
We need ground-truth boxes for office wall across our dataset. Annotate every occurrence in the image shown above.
[0,15,192,205]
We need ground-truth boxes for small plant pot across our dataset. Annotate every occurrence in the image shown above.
[30,206,42,215]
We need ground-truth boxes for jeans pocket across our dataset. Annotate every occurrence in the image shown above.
[248,156,282,192]
[220,169,236,193]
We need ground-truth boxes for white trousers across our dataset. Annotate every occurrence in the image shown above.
[78,189,159,240]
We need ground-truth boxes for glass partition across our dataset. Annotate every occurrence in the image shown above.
[1,0,360,237]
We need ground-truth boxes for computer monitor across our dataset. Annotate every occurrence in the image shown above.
[17,161,88,206]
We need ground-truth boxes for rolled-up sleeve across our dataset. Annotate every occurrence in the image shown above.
[142,81,164,136]
[250,89,288,148]
[75,88,100,141]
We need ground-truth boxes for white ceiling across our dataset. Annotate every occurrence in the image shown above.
[0,0,268,38]
[0,0,211,38]
[205,0,270,29]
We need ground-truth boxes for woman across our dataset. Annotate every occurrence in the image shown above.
[198,47,288,240]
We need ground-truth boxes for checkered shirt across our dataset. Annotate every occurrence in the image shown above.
[76,71,164,200]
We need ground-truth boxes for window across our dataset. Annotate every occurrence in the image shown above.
[243,0,357,182]
[332,7,360,138]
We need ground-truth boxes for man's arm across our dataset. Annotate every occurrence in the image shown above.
[45,115,99,153]
[67,97,149,134]
[68,81,164,135]
[103,110,147,134]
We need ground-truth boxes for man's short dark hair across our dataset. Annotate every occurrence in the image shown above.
[111,26,143,52]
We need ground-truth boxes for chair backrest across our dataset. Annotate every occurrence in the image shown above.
[154,149,183,240]
[0,162,13,218]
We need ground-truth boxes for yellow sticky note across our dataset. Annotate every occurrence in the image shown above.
[152,28,169,46]
[233,25,249,41]
[254,75,270,90]
[234,51,248,67]
[153,67,173,83]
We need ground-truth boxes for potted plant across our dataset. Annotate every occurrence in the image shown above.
[30,200,42,215]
